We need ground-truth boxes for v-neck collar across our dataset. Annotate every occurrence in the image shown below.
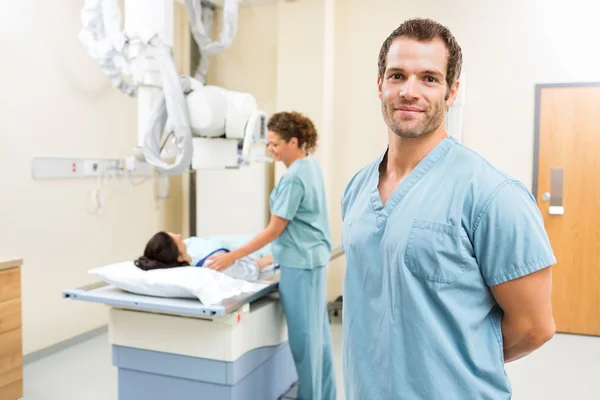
[370,137,454,227]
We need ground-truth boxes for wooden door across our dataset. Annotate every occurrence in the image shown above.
[534,84,600,336]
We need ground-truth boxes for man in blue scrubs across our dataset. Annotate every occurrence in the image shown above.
[341,18,557,399]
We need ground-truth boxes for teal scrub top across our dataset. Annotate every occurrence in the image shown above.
[341,137,556,399]
[270,156,332,269]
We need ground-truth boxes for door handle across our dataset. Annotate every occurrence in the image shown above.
[545,167,564,215]
[542,192,551,202]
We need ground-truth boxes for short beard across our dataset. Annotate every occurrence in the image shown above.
[383,99,446,139]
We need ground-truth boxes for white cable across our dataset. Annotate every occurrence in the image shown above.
[85,187,101,215]
[185,0,240,55]
[79,0,136,96]
[85,167,122,215]
[185,0,240,84]
[86,172,105,215]
[194,3,214,83]
[142,38,193,175]
[126,170,151,186]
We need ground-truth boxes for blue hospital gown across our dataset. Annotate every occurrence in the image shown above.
[183,236,271,266]
[341,136,556,399]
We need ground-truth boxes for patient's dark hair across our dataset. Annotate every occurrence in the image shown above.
[134,231,190,271]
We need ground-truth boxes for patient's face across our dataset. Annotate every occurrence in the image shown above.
[167,232,188,261]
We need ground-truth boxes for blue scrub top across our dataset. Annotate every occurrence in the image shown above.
[270,156,332,269]
[341,136,556,399]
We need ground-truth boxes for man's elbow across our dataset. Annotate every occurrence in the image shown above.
[528,319,556,348]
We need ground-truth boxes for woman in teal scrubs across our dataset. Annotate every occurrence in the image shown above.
[206,111,337,400]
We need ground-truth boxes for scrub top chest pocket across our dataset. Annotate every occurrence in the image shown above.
[404,219,469,284]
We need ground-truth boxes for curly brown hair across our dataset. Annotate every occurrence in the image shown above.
[267,111,318,154]
[378,18,463,97]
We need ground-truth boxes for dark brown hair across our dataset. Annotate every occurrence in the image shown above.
[134,231,189,271]
[378,18,463,92]
[267,111,318,154]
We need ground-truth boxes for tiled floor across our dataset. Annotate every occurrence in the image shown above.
[23,322,600,399]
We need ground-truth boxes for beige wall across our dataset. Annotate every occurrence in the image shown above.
[202,0,343,299]
[275,0,335,207]
[8,0,600,353]
[0,2,186,354]
[0,1,277,355]
[204,0,342,299]
[208,4,278,116]
[205,3,279,227]
[274,0,344,299]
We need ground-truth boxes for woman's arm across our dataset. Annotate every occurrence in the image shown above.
[230,215,287,259]
[206,215,288,271]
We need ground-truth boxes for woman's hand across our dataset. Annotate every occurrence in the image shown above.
[206,252,237,271]
[256,255,274,270]
[207,215,287,272]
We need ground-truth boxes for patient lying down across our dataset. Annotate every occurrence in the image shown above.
[134,231,274,281]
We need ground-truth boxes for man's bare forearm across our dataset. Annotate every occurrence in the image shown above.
[502,315,555,363]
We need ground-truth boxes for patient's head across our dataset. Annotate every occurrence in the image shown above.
[134,231,191,271]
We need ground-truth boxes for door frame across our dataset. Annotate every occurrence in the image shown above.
[532,82,600,197]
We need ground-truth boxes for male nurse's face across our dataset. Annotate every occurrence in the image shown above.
[378,37,456,139]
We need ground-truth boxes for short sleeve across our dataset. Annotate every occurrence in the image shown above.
[473,180,557,286]
[271,181,304,221]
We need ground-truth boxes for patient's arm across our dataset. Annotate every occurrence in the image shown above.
[256,255,274,270]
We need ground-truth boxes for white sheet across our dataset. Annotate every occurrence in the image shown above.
[89,261,268,305]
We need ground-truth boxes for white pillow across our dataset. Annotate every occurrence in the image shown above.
[88,261,268,306]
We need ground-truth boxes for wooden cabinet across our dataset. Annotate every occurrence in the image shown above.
[0,258,23,400]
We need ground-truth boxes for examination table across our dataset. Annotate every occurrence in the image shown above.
[63,271,298,400]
